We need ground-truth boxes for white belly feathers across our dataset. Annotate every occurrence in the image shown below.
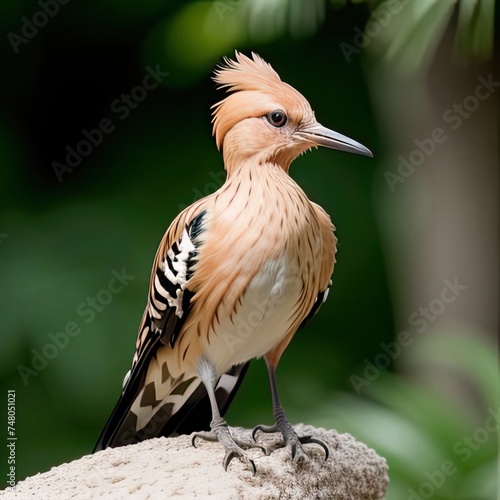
[202,255,301,373]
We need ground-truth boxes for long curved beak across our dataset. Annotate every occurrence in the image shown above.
[295,123,373,157]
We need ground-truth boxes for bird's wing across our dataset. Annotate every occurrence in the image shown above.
[94,208,249,451]
[300,202,336,329]
[299,279,332,329]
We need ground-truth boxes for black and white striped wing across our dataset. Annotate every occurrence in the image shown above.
[94,210,248,451]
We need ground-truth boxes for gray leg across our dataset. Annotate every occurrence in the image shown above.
[252,360,329,463]
[192,359,262,473]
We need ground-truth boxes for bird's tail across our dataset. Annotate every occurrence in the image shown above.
[93,359,249,452]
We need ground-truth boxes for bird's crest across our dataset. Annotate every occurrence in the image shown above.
[211,51,308,150]
[213,51,282,95]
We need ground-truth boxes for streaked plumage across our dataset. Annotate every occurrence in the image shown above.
[94,52,372,471]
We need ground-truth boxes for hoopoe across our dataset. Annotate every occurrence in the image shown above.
[94,52,372,473]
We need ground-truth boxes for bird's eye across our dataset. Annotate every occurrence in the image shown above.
[266,110,287,128]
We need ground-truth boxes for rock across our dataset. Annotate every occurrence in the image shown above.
[2,424,389,499]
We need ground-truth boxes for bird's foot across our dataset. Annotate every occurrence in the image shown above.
[192,417,265,474]
[252,413,329,464]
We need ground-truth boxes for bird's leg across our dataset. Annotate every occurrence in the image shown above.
[252,358,329,463]
[192,359,263,473]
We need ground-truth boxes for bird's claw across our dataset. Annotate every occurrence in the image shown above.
[295,435,329,461]
[192,426,262,474]
[251,423,278,441]
[253,423,330,462]
[290,439,308,464]
[192,431,217,448]
[223,449,256,475]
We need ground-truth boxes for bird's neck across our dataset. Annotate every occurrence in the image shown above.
[222,145,295,176]
[223,153,296,182]
[219,159,311,213]
[223,158,290,188]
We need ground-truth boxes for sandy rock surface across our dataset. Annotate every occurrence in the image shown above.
[2,424,389,499]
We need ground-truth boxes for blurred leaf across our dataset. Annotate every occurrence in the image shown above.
[455,0,495,62]
[159,2,244,85]
[153,0,329,85]
[404,323,498,412]
[305,328,497,499]
[368,0,494,74]
[369,0,456,73]
[241,0,326,40]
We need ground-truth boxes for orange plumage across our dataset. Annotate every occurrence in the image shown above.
[94,51,372,473]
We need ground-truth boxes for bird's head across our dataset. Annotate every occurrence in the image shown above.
[212,51,372,173]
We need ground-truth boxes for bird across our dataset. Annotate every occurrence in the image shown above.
[93,51,372,473]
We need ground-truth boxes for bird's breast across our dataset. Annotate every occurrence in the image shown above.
[202,252,303,373]
[179,168,335,375]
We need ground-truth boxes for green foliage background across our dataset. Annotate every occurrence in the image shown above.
[0,1,497,498]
